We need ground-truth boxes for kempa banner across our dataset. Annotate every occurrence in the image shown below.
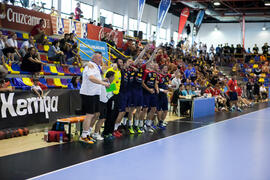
[0,93,58,119]
[0,90,81,129]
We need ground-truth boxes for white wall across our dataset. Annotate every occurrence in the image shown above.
[197,22,270,53]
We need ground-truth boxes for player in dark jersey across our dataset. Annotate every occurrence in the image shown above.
[142,62,159,133]
[112,59,133,137]
[157,65,171,130]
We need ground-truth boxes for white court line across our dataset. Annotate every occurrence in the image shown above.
[29,107,270,180]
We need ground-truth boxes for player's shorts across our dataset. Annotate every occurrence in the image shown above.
[119,91,132,112]
[229,92,238,101]
[81,94,100,114]
[157,92,168,111]
[131,87,143,107]
[143,91,158,108]
[99,101,107,119]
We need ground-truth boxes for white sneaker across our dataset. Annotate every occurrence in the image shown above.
[143,125,148,132]
[92,133,104,141]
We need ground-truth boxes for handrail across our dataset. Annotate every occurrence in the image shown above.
[75,37,111,64]
[106,43,130,59]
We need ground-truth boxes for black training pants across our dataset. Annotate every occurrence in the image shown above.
[103,94,119,135]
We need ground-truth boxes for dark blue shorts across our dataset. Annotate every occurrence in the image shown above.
[143,91,158,108]
[229,92,238,101]
[119,91,132,112]
[157,93,168,111]
[131,88,143,107]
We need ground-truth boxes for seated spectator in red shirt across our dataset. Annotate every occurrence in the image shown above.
[204,84,214,96]
[30,19,47,44]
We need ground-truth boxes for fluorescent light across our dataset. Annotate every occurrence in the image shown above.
[213,1,221,6]
[214,25,219,31]
[262,26,267,31]
[265,1,270,6]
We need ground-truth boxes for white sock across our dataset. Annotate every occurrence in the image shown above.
[139,120,144,127]
[89,127,93,134]
[81,131,89,138]
[147,120,152,126]
[114,123,120,131]
[122,118,127,125]
[134,120,139,127]
[128,120,132,126]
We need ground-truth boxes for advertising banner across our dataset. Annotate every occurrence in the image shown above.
[77,37,109,61]
[0,90,81,129]
[137,0,146,31]
[0,4,52,35]
[157,0,171,29]
[87,24,123,48]
[51,16,82,37]
[192,10,205,45]
[178,7,190,41]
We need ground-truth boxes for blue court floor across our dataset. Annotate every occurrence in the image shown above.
[31,108,270,180]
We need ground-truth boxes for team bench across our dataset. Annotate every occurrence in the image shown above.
[57,116,85,141]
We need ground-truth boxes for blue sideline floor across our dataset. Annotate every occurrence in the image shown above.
[31,108,270,180]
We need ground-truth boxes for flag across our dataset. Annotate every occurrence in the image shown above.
[192,10,205,45]
[157,0,171,41]
[178,7,190,41]
[137,0,146,31]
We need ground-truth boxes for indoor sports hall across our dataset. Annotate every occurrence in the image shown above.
[0,0,270,180]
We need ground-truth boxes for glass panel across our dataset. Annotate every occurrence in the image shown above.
[113,13,124,28]
[80,3,93,20]
[100,9,113,24]
[129,18,137,31]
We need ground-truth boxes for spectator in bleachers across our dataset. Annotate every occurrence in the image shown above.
[48,40,66,65]
[30,19,47,45]
[31,78,43,98]
[68,33,76,45]
[2,32,21,63]
[50,6,58,16]
[67,44,82,67]
[21,47,45,76]
[20,35,35,57]
[75,3,83,21]
[0,31,6,63]
[60,34,71,53]
[31,3,40,11]
[71,76,82,89]
[0,78,13,92]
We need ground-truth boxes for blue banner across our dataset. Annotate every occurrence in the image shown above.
[194,10,205,27]
[137,0,146,31]
[77,38,109,61]
[57,17,64,35]
[157,0,171,29]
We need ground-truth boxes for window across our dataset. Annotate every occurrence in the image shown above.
[61,0,72,15]
[166,28,171,42]
[100,9,113,24]
[151,25,157,37]
[80,3,93,20]
[160,28,166,39]
[129,18,137,31]
[140,22,147,39]
[173,31,178,45]
[113,13,124,29]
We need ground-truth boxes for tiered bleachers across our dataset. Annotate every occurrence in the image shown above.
[3,30,83,90]
[238,55,270,86]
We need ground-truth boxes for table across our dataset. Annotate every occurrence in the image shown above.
[178,97,215,119]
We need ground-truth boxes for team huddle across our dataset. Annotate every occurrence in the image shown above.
[79,46,173,144]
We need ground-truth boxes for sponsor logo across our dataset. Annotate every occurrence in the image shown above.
[6,7,48,28]
[0,93,58,119]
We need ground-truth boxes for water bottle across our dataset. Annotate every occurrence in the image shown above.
[59,133,63,143]
[44,128,48,142]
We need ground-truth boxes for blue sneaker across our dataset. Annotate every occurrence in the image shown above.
[151,125,158,130]
[157,123,166,130]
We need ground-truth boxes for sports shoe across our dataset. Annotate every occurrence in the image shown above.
[157,123,166,130]
[128,126,135,134]
[148,126,154,133]
[113,130,122,138]
[79,136,94,144]
[230,107,235,112]
[143,124,149,132]
[92,133,104,141]
[134,126,142,134]
[104,133,114,140]
[151,125,158,130]
[237,107,243,112]
[87,135,96,143]
[139,127,145,133]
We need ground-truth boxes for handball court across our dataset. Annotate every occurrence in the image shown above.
[0,102,269,180]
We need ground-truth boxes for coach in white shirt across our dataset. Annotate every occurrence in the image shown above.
[79,51,110,143]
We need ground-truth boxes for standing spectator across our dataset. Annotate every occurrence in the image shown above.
[50,6,58,16]
[227,75,242,112]
[253,44,259,54]
[171,71,181,90]
[31,3,40,11]
[246,78,253,100]
[260,84,268,101]
[0,31,6,63]
[48,40,66,65]
[3,32,21,62]
[20,36,35,57]
[262,43,269,55]
[75,3,83,21]
[79,51,110,144]
[30,19,47,45]
[21,47,45,76]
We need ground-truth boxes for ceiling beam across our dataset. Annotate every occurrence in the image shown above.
[215,7,270,11]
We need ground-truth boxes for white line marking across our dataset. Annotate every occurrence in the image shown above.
[29,107,270,180]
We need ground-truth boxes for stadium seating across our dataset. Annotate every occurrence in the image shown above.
[54,78,67,88]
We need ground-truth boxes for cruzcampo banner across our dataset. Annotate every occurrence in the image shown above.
[77,38,109,61]
[178,7,190,41]
[137,0,146,31]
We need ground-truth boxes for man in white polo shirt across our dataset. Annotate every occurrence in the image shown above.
[79,51,109,144]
